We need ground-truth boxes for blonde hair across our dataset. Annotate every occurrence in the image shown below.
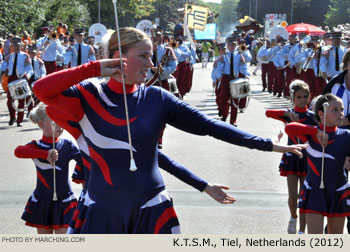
[28,103,47,124]
[107,27,149,58]
[343,48,350,69]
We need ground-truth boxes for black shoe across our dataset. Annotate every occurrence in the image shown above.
[158,143,162,149]
[218,110,222,117]
[262,87,266,92]
[221,116,227,122]
[253,72,257,76]
[277,94,282,98]
[8,118,15,126]
[239,109,244,113]
[232,123,237,127]
[17,122,22,127]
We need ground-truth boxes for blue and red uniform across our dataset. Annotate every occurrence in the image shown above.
[34,61,274,233]
[14,136,81,229]
[285,122,350,216]
[266,106,316,176]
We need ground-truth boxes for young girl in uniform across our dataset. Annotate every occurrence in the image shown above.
[265,80,317,234]
[14,103,82,234]
[285,93,350,233]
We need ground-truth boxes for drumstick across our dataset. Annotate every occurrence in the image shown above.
[319,102,329,189]
[112,0,137,171]
[50,121,58,201]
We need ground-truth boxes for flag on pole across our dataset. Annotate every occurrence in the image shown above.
[185,4,208,31]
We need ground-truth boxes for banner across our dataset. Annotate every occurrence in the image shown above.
[185,4,208,31]
[194,23,217,40]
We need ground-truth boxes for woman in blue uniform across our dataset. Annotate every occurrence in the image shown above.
[34,27,306,234]
[14,103,81,234]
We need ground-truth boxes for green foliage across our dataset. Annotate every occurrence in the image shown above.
[324,0,350,27]
[0,0,89,38]
[0,0,45,36]
[217,0,239,35]
[86,0,156,29]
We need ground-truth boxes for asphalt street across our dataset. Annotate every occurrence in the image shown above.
[0,62,296,234]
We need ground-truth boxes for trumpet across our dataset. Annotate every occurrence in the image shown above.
[238,43,247,64]
[170,39,178,49]
[238,43,247,53]
[49,30,57,40]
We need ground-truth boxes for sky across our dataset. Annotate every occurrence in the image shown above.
[202,0,222,3]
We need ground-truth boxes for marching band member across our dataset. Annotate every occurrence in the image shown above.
[295,36,319,100]
[288,33,307,85]
[285,94,350,234]
[266,39,280,94]
[320,31,346,81]
[183,39,198,96]
[272,38,287,97]
[36,26,64,74]
[64,28,96,68]
[1,36,33,127]
[14,103,81,234]
[282,34,298,97]
[322,50,350,233]
[257,39,270,92]
[211,43,226,116]
[215,35,251,126]
[27,45,46,115]
[313,35,327,96]
[266,80,316,234]
[173,36,191,98]
[145,30,177,91]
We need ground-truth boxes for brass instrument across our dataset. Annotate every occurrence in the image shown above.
[238,43,247,53]
[296,63,302,74]
[49,30,57,40]
[238,43,247,64]
[170,39,178,49]
[302,44,320,71]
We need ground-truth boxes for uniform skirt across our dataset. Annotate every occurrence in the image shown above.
[21,190,77,229]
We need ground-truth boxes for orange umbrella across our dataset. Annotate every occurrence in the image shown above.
[286,23,325,36]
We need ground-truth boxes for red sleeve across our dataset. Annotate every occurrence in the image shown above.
[14,143,48,159]
[265,109,288,123]
[285,122,318,142]
[33,61,101,122]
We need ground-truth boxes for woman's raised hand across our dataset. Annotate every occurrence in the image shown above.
[99,59,127,77]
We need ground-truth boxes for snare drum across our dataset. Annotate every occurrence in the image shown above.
[8,78,32,100]
[229,78,250,99]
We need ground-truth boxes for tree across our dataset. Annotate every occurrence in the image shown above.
[217,0,240,35]
[324,0,350,28]
[0,0,45,37]
[86,0,156,29]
